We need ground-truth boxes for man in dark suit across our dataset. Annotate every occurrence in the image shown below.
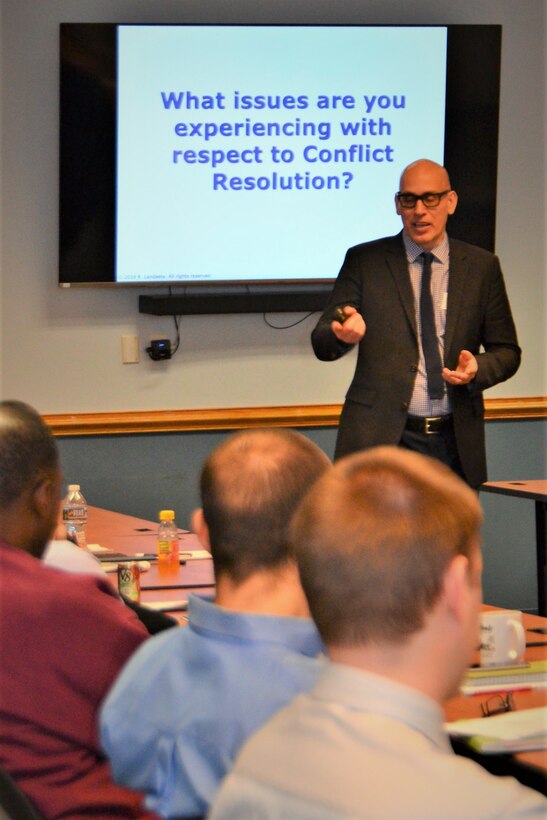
[312,158,521,488]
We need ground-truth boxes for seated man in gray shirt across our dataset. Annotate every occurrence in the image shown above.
[211,446,547,819]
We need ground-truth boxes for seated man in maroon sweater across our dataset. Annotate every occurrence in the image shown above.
[0,400,156,819]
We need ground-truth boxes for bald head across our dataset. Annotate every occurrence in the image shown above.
[200,429,331,582]
[399,158,451,191]
[395,158,458,250]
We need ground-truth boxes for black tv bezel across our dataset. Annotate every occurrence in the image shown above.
[59,23,501,316]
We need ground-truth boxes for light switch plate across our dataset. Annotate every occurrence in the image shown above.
[121,335,139,364]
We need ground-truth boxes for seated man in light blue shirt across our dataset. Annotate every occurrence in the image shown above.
[211,447,547,819]
[100,428,330,818]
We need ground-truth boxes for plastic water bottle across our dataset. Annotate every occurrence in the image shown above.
[62,484,88,548]
[158,510,179,565]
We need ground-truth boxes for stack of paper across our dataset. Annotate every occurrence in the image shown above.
[460,660,547,695]
[446,706,547,754]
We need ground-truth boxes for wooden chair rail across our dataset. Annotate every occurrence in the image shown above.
[43,397,546,437]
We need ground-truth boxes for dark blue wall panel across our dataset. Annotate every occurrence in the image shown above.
[56,419,545,611]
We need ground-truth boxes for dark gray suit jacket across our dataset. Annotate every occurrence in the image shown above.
[312,232,521,487]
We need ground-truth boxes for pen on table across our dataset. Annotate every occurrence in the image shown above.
[99,556,187,565]
[133,528,190,534]
[141,582,215,591]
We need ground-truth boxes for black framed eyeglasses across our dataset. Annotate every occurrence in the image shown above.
[480,691,515,718]
[396,190,451,209]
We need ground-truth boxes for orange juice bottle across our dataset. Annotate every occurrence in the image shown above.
[158,510,179,566]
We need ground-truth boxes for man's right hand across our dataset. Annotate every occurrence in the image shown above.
[331,306,366,345]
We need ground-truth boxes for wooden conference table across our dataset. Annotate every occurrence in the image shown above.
[83,505,546,788]
[84,505,215,608]
[444,605,547,788]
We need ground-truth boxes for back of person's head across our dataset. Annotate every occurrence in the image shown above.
[0,401,58,509]
[0,401,60,557]
[291,446,482,647]
[200,428,331,582]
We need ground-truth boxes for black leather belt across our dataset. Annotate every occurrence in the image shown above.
[405,415,453,435]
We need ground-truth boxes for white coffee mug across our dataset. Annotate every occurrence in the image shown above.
[479,610,526,667]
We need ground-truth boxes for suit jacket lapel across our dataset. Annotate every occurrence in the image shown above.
[385,234,417,338]
[445,239,470,357]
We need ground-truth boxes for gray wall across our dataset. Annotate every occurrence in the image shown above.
[1,0,546,612]
[0,0,545,411]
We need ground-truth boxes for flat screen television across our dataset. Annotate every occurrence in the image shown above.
[59,23,501,315]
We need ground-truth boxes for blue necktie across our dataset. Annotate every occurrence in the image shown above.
[420,252,444,400]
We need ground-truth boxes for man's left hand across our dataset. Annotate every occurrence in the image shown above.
[442,350,478,385]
